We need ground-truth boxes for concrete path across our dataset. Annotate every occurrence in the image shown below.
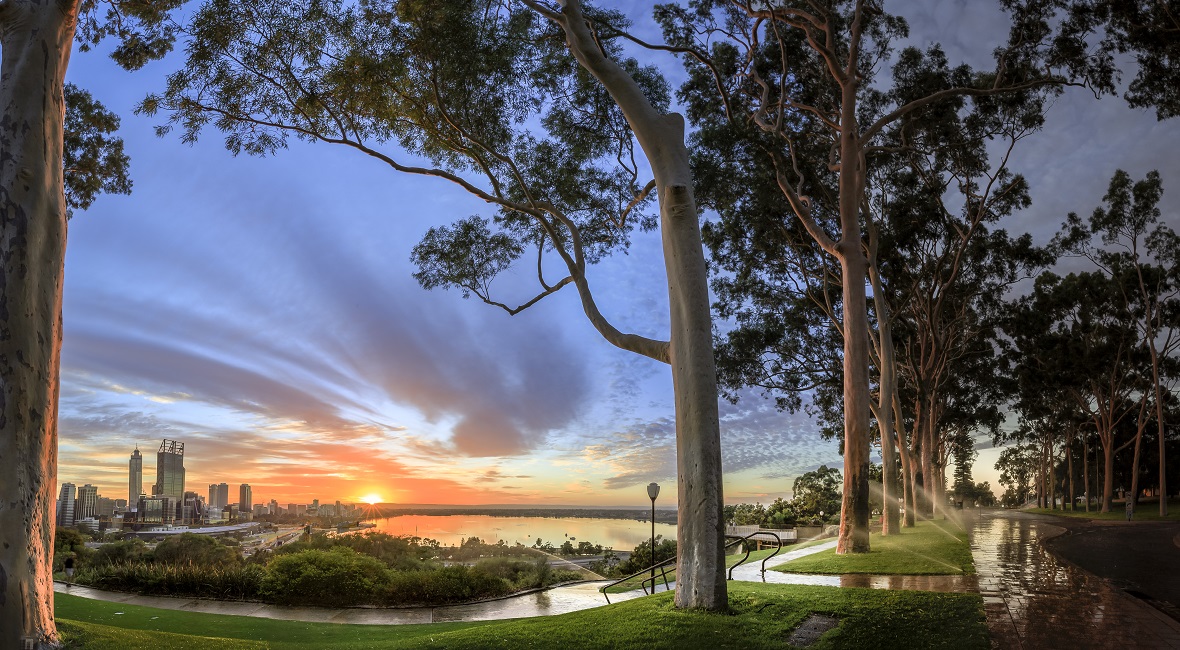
[972,510,1180,649]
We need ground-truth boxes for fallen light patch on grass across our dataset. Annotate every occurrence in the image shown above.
[774,520,974,576]
[56,582,987,649]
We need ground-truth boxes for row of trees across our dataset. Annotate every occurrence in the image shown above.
[2,1,1178,644]
[999,171,1179,514]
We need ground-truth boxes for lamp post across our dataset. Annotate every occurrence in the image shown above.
[647,482,660,589]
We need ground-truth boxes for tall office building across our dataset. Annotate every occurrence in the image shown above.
[208,484,218,509]
[239,484,252,512]
[128,446,143,506]
[217,483,229,510]
[153,439,185,499]
[76,484,99,521]
[57,483,76,527]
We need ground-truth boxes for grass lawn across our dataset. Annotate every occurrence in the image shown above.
[773,520,973,576]
[603,537,834,593]
[56,582,987,649]
[1026,498,1180,521]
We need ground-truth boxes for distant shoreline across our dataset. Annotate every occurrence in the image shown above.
[364,506,679,525]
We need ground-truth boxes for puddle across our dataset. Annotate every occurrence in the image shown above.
[787,613,839,647]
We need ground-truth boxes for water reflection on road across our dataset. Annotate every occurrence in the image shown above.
[971,511,1180,649]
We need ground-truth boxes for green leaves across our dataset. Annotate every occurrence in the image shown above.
[411,216,523,299]
[64,84,132,217]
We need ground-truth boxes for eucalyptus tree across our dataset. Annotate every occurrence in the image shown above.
[1004,271,1152,511]
[1062,0,1180,119]
[1,1,180,644]
[141,0,730,609]
[654,0,1104,553]
[1056,170,1180,515]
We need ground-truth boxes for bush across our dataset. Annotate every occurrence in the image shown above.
[383,565,511,606]
[153,533,241,566]
[260,547,390,607]
[78,563,264,600]
[92,539,149,567]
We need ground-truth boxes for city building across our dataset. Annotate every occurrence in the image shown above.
[128,446,143,506]
[216,482,229,510]
[57,483,76,527]
[268,499,278,515]
[76,484,99,521]
[208,483,218,510]
[97,496,116,518]
[239,484,252,513]
[153,439,185,499]
[136,495,175,525]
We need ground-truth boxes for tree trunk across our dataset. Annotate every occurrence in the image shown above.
[1067,437,1075,511]
[659,178,726,609]
[1048,431,1056,510]
[552,0,725,609]
[834,75,870,554]
[1129,423,1144,514]
[920,408,937,518]
[1102,441,1115,512]
[0,1,76,647]
[1083,432,1090,512]
[870,269,900,535]
[902,448,917,527]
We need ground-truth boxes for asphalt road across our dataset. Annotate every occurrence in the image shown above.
[1045,518,1180,621]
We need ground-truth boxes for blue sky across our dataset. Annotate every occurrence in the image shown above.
[54,0,1180,507]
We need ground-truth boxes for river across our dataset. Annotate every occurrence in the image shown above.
[360,514,678,551]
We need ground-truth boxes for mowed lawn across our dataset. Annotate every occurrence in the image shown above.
[56,582,988,649]
[773,519,974,575]
[1026,498,1180,521]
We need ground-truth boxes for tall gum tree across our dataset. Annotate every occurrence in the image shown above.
[0,1,194,643]
[656,0,1103,550]
[143,0,727,610]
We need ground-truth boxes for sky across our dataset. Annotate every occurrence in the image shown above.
[53,1,1180,508]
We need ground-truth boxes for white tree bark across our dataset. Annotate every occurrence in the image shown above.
[0,0,76,647]
[529,0,727,609]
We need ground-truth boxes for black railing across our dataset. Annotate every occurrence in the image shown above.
[600,530,789,603]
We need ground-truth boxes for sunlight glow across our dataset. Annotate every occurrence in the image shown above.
[362,493,383,505]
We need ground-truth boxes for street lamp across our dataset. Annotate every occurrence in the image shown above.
[647,482,660,589]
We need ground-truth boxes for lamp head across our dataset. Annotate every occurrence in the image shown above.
[647,482,660,501]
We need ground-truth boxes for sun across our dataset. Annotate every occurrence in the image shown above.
[361,494,383,505]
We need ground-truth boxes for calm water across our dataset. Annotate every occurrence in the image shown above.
[363,514,678,551]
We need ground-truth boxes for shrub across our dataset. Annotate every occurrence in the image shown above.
[92,539,149,566]
[78,563,264,600]
[153,533,241,566]
[260,547,390,606]
[383,566,511,606]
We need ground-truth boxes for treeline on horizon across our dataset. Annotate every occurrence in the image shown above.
[365,506,679,525]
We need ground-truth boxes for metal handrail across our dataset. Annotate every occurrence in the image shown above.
[600,530,790,603]
[600,555,677,604]
[724,530,783,579]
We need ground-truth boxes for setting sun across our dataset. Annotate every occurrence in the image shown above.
[361,494,383,505]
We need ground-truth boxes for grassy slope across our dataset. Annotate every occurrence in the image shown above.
[1026,498,1180,521]
[57,583,987,650]
[773,520,974,576]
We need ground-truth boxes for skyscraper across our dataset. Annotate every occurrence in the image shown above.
[57,483,76,527]
[153,439,185,499]
[76,484,99,521]
[129,446,143,506]
[208,483,218,509]
[216,483,229,510]
[239,484,252,513]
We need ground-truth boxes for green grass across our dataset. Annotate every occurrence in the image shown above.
[773,520,973,576]
[56,582,988,649]
[1026,498,1180,521]
[603,537,834,593]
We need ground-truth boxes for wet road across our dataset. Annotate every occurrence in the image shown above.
[1045,518,1180,620]
[972,510,1180,649]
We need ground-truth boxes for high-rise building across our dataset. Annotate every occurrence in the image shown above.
[239,484,252,513]
[208,484,218,509]
[76,484,99,521]
[153,439,185,499]
[268,499,278,515]
[128,446,143,506]
[97,497,116,518]
[57,483,76,527]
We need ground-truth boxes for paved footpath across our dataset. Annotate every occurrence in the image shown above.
[972,510,1180,649]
